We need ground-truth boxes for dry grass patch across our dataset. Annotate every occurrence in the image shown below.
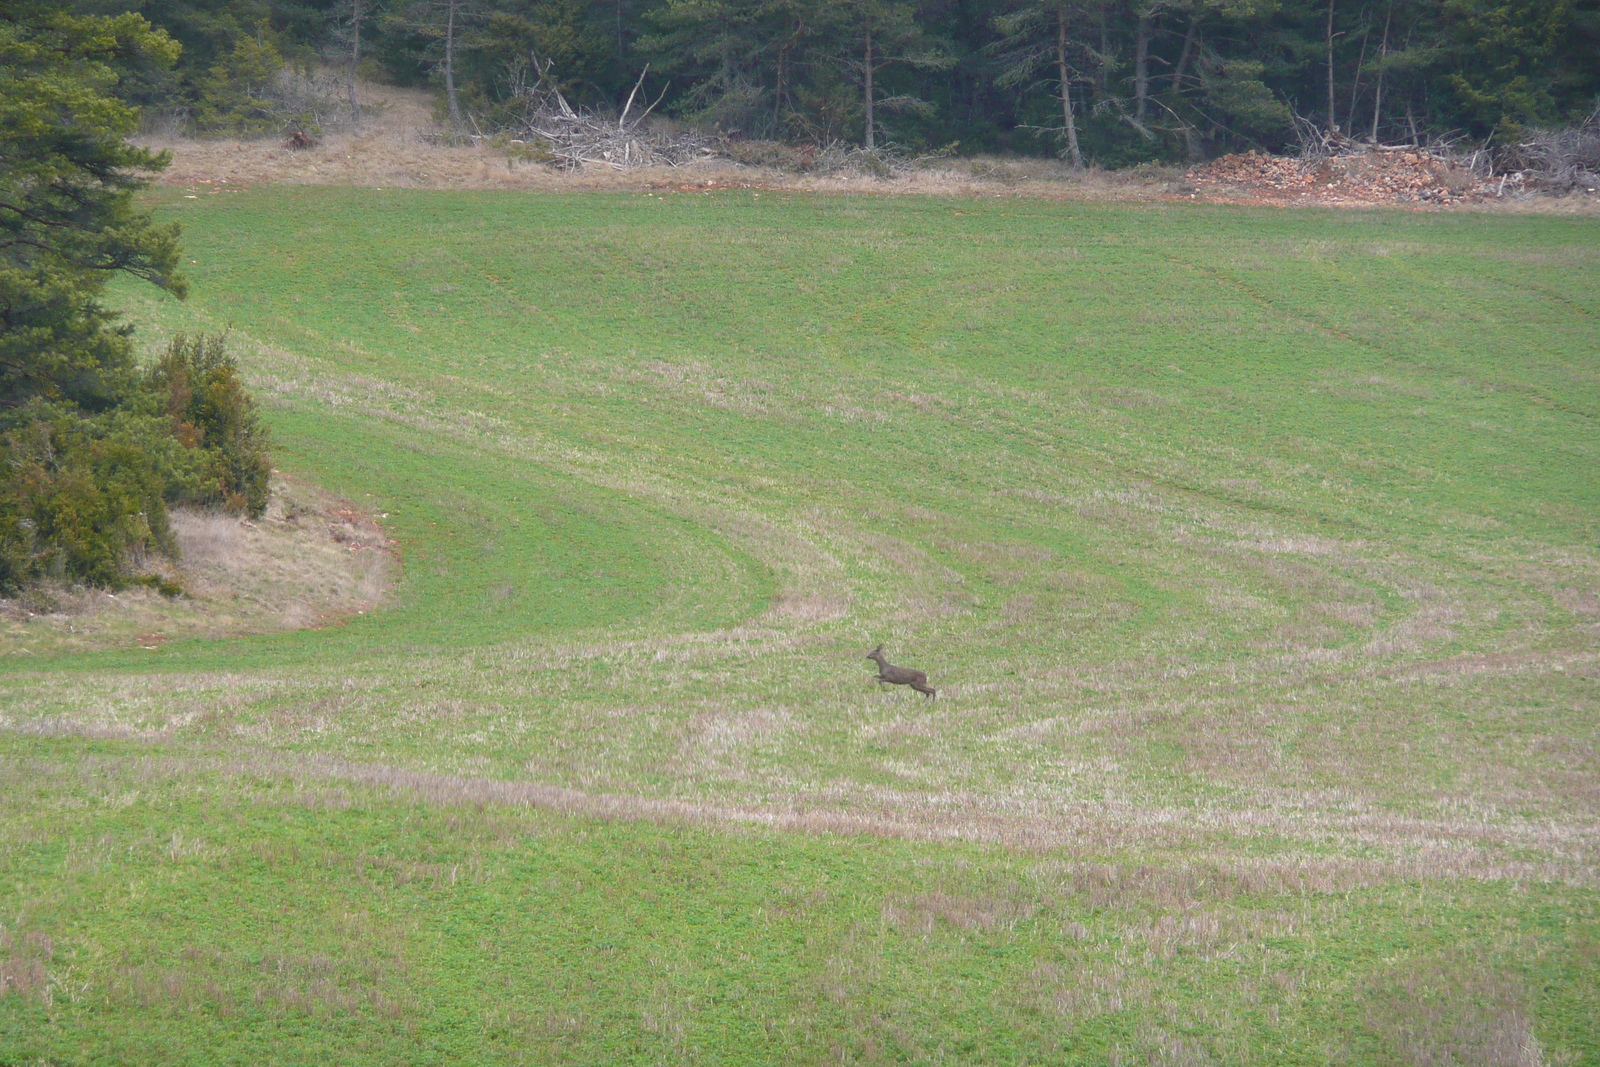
[0,475,394,656]
[1363,952,1558,1067]
[135,81,1600,214]
[0,925,52,1003]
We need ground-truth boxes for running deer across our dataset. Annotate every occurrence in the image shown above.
[866,644,937,700]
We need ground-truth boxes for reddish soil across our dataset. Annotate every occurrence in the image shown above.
[1185,148,1513,207]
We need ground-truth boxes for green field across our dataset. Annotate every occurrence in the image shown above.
[3,188,1597,1064]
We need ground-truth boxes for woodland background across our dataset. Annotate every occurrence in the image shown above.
[105,0,1600,165]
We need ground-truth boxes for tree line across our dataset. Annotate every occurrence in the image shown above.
[118,0,1597,164]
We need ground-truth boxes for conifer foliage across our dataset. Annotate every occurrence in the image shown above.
[0,3,186,412]
[102,0,1600,159]
[147,334,273,519]
[0,3,270,594]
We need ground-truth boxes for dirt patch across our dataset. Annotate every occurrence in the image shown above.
[152,135,1600,214]
[0,474,396,656]
[144,128,1182,202]
[139,81,1598,213]
[1183,148,1583,208]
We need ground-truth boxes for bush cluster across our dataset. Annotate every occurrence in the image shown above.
[191,34,290,136]
[0,334,270,595]
[187,34,338,138]
[1,8,273,596]
[147,333,272,517]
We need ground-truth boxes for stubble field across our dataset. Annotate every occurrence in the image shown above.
[2,188,1597,1064]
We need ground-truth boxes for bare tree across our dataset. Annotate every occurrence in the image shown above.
[1169,6,1200,91]
[1325,0,1338,132]
[1118,0,1179,140]
[1052,6,1083,166]
[816,0,951,149]
[442,0,463,127]
[1130,0,1188,121]
[1369,2,1391,141]
[1133,0,1154,120]
[993,0,1088,168]
[348,0,364,124]
[389,0,476,129]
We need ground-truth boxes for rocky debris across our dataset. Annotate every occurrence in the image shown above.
[1186,148,1497,205]
[1191,150,1314,192]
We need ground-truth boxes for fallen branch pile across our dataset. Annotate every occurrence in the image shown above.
[1502,112,1600,193]
[497,63,718,170]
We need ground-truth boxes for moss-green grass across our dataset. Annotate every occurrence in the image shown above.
[2,188,1596,1064]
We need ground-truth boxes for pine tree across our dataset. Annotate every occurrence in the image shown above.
[812,0,952,148]
[0,2,187,413]
[642,0,810,136]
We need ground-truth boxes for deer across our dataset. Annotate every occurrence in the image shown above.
[866,644,937,700]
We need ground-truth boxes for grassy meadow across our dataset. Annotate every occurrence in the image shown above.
[2,187,1597,1064]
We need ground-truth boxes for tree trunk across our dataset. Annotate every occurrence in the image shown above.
[1347,18,1369,126]
[775,45,786,131]
[1056,8,1082,169]
[1370,6,1391,142]
[863,28,874,149]
[347,0,361,125]
[445,0,462,130]
[1171,12,1199,90]
[1325,0,1337,133]
[1097,3,1109,91]
[1134,9,1152,119]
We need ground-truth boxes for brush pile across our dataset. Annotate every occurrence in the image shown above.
[1502,113,1600,193]
[497,63,719,170]
[1186,146,1491,204]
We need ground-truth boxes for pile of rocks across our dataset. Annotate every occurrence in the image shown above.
[1188,150,1315,192]
[1186,147,1489,205]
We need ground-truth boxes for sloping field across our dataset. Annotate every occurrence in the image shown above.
[3,190,1597,1064]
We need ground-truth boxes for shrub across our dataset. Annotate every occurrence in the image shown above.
[0,332,273,593]
[132,572,184,597]
[0,5,273,596]
[0,407,176,593]
[190,33,326,137]
[145,333,272,517]
[191,34,286,136]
